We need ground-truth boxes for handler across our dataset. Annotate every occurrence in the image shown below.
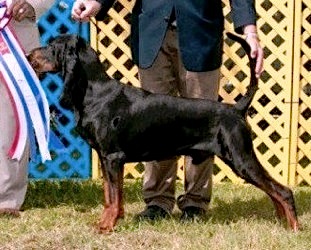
[0,0,53,216]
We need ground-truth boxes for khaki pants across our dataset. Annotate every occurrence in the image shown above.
[138,27,220,212]
[0,83,29,210]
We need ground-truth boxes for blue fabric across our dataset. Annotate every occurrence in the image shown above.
[96,0,256,71]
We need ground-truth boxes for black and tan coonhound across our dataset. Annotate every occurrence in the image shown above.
[27,33,299,233]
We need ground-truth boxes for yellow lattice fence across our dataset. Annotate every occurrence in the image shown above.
[290,0,311,185]
[90,0,311,186]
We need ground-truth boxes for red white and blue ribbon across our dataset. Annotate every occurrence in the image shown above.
[0,0,51,162]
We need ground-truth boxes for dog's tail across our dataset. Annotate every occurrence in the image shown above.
[226,32,258,116]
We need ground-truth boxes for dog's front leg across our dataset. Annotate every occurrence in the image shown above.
[98,152,125,233]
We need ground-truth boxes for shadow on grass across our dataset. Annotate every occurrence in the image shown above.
[22,179,143,210]
[208,195,284,226]
[200,187,311,226]
[23,179,311,227]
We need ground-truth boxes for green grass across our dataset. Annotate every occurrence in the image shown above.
[1,179,311,250]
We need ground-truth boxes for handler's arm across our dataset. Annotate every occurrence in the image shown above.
[71,0,116,22]
[230,0,263,77]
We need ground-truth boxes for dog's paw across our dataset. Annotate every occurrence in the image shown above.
[95,221,115,234]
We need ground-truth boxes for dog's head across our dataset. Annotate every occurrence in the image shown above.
[28,34,83,77]
[28,34,89,110]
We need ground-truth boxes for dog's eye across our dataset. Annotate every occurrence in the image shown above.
[111,116,121,129]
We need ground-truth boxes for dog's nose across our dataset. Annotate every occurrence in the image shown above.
[26,53,36,66]
[25,55,36,70]
[26,53,31,61]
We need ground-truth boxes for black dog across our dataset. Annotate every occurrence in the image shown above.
[27,33,299,233]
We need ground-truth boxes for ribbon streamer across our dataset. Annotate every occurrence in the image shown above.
[0,3,51,162]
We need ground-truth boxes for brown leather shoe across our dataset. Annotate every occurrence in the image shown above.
[0,208,20,217]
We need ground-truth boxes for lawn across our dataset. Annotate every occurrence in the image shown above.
[1,179,311,250]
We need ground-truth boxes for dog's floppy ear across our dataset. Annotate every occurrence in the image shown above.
[59,35,84,109]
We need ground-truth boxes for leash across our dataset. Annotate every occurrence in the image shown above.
[0,0,51,162]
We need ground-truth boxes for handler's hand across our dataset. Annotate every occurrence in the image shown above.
[7,0,35,22]
[244,25,264,78]
[71,0,102,22]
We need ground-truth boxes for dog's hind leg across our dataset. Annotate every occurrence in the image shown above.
[267,194,287,219]
[216,124,299,231]
[224,154,299,232]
